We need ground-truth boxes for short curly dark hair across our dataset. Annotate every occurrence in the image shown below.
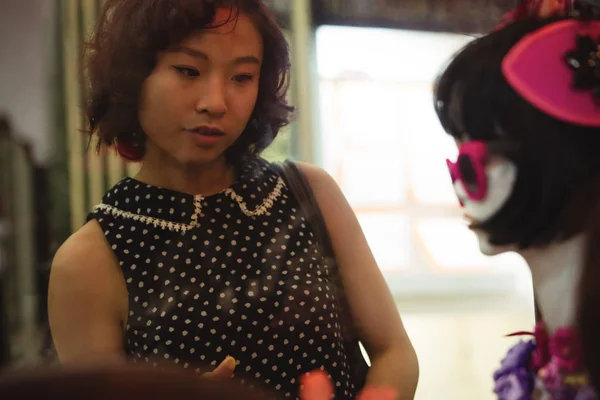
[85,0,294,164]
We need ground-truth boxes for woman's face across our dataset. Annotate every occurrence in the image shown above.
[138,10,263,167]
[450,138,518,255]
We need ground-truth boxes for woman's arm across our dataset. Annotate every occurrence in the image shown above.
[49,221,238,378]
[298,163,419,400]
[48,220,128,364]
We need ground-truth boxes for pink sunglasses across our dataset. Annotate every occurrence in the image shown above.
[446,140,517,202]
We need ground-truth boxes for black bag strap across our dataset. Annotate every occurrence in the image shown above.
[273,160,370,390]
[274,160,355,327]
[274,160,334,259]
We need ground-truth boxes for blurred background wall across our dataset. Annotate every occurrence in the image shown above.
[0,1,535,398]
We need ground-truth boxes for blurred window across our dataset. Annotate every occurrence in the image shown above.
[315,26,527,295]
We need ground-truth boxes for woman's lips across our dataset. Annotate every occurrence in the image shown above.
[184,126,226,147]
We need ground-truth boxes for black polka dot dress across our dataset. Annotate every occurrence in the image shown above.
[87,158,368,399]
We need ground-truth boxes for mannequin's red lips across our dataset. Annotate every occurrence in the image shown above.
[464,214,477,223]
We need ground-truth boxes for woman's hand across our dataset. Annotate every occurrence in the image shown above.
[202,356,236,380]
[300,370,397,400]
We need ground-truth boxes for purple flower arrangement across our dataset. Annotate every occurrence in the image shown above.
[493,321,597,400]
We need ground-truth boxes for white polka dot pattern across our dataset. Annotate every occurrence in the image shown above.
[88,159,368,399]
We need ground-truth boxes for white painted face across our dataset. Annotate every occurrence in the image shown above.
[453,154,519,256]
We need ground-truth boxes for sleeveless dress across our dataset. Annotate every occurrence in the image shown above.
[87,158,367,399]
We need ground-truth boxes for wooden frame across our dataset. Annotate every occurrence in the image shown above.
[312,0,516,33]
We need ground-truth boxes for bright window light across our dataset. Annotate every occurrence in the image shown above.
[315,25,528,287]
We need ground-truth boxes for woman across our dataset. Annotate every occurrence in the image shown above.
[434,0,600,397]
[47,1,418,399]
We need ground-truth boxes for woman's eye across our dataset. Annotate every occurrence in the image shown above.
[233,74,254,83]
[173,66,200,77]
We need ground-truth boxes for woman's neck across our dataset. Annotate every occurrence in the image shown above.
[135,154,236,196]
[519,234,586,334]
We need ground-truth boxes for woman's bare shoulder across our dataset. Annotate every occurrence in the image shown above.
[52,220,116,274]
[49,219,124,305]
[49,220,127,363]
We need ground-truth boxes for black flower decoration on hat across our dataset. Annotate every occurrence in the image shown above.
[564,33,600,102]
[575,0,600,16]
